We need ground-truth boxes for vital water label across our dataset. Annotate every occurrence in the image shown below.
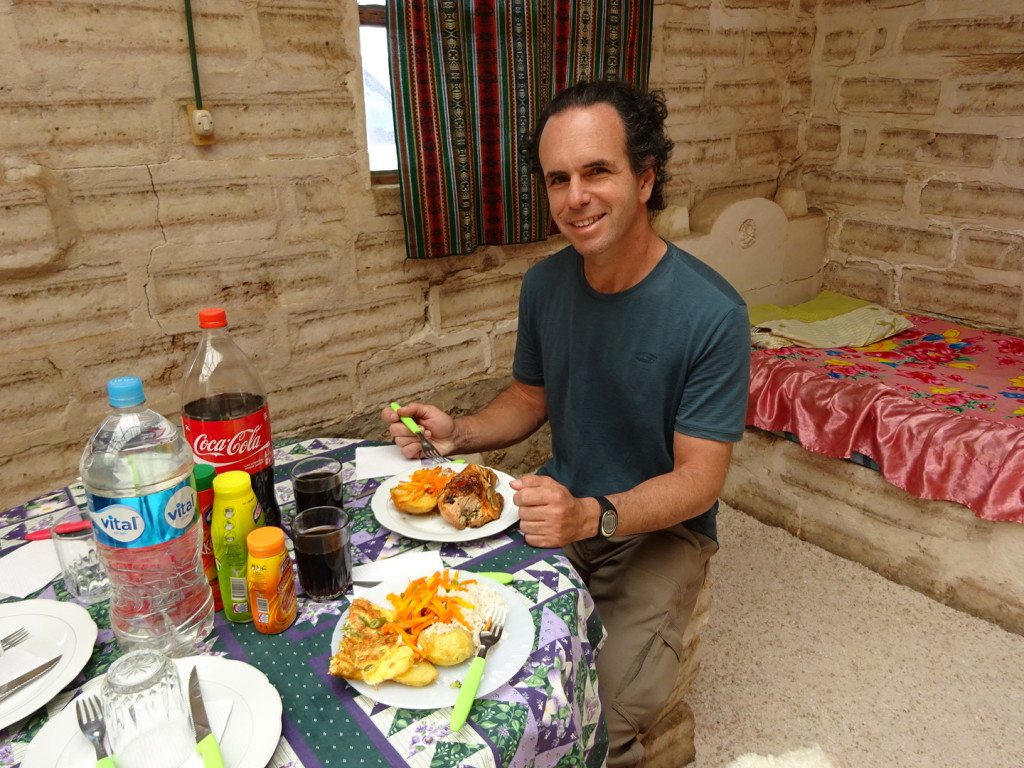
[87,477,197,549]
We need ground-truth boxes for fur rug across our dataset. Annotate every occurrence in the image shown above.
[723,745,838,768]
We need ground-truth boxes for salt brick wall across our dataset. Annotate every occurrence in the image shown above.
[801,1,1024,332]
[1,0,1022,508]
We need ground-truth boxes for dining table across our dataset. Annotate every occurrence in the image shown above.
[0,437,608,768]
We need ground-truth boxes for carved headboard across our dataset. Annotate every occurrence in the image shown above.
[654,191,827,307]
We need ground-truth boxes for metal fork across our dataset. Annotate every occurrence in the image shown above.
[76,695,115,767]
[389,402,447,464]
[479,604,506,652]
[450,604,507,730]
[0,628,29,652]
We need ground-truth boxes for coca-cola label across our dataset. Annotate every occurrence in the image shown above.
[182,406,273,475]
[87,478,196,549]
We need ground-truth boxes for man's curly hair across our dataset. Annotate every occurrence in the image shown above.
[528,79,675,212]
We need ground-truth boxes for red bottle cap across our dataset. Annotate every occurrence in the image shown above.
[198,308,228,328]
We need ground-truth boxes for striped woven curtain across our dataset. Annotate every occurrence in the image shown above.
[387,0,654,260]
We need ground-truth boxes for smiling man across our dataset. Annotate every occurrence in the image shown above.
[384,80,750,766]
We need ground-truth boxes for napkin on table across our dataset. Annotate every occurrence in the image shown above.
[0,646,53,687]
[0,540,61,599]
[175,699,233,768]
[354,445,421,480]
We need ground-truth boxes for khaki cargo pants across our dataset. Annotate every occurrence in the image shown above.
[566,523,718,768]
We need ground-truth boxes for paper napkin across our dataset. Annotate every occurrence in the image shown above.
[0,646,51,687]
[354,445,422,480]
[0,540,61,599]
[176,700,233,768]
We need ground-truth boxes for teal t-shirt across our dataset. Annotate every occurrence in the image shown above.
[512,241,750,541]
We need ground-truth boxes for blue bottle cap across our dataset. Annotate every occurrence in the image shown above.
[107,376,146,407]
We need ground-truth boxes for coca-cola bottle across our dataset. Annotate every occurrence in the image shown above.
[180,308,282,528]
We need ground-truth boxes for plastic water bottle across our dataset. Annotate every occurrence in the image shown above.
[80,376,214,655]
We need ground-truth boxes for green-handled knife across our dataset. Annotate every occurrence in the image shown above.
[450,605,507,731]
[188,667,225,768]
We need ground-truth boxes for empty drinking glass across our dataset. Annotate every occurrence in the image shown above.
[52,509,109,604]
[100,649,195,768]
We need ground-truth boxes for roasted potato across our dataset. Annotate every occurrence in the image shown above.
[390,467,454,514]
[420,625,475,666]
[390,485,441,514]
[393,660,439,687]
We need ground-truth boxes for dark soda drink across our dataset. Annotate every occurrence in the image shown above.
[182,392,282,528]
[290,456,344,514]
[293,471,343,512]
[292,507,351,601]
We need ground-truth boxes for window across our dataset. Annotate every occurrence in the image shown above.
[358,2,398,179]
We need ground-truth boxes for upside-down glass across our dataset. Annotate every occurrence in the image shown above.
[291,506,352,601]
[99,649,195,768]
[289,456,344,514]
[52,509,109,604]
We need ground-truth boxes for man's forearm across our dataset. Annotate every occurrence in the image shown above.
[452,381,548,454]
[603,436,733,538]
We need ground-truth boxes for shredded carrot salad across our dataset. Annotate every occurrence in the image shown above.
[382,569,477,656]
[394,466,453,502]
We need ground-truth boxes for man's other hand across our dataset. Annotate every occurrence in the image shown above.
[511,474,593,548]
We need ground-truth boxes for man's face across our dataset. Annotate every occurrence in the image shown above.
[537,103,654,261]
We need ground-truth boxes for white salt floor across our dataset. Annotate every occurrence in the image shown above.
[689,503,1024,768]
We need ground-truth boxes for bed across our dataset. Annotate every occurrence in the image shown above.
[747,312,1024,525]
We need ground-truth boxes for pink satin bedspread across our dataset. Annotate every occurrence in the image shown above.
[748,314,1024,523]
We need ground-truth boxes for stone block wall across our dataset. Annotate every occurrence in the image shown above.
[798,2,1024,333]
[651,0,815,205]
[2,0,1023,509]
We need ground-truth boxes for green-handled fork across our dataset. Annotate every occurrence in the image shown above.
[389,402,447,464]
[450,604,507,731]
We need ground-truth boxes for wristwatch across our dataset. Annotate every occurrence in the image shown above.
[595,496,618,538]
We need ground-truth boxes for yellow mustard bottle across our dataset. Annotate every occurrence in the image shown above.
[246,526,297,634]
[211,470,265,623]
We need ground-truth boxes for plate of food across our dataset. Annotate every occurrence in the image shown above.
[329,569,534,709]
[371,463,520,542]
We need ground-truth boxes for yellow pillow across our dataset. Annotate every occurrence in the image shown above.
[749,292,913,349]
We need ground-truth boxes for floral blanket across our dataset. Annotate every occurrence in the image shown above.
[748,315,1024,523]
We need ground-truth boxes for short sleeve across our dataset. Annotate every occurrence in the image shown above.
[675,303,750,443]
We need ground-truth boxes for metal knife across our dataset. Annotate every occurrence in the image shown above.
[0,655,61,701]
[188,667,225,768]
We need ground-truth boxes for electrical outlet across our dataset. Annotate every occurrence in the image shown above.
[187,104,216,146]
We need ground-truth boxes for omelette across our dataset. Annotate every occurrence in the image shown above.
[329,598,416,685]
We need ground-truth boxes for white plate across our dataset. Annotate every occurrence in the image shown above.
[331,569,534,709]
[371,465,520,542]
[22,655,282,768]
[0,600,97,730]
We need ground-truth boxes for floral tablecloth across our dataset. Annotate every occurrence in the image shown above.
[0,437,608,768]
[749,315,1024,523]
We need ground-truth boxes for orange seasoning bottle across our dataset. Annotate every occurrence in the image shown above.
[246,526,297,634]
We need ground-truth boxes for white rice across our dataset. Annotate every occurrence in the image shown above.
[421,576,503,648]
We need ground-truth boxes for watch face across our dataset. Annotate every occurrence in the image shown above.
[600,508,618,537]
